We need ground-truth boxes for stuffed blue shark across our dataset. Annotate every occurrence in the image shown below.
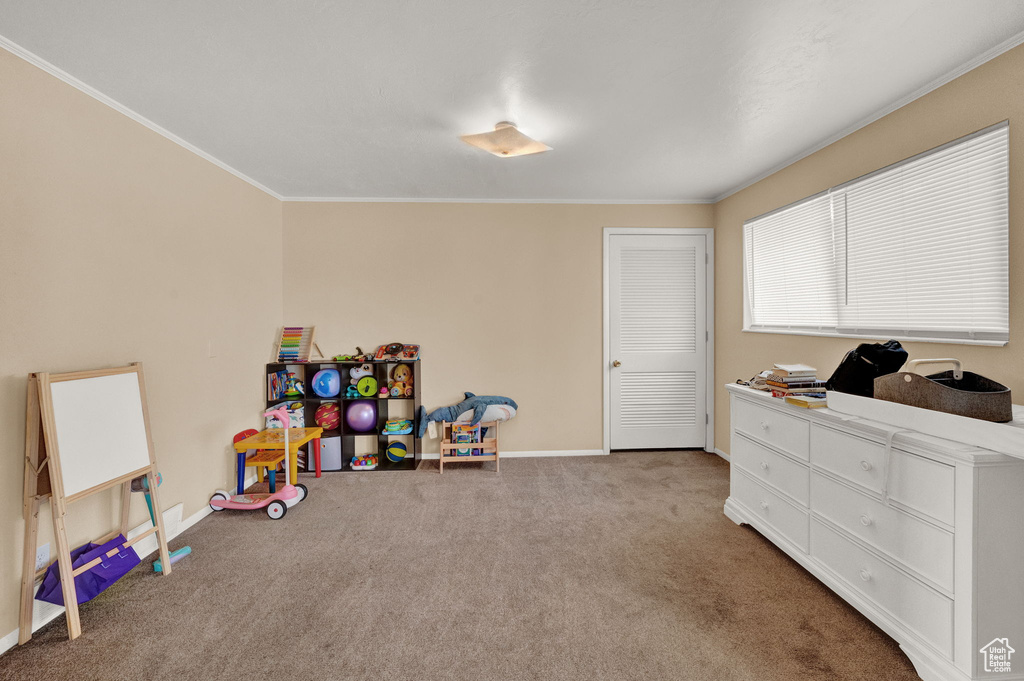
[417,393,518,438]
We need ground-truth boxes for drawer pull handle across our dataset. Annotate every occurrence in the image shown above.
[860,460,873,471]
[759,501,769,511]
[859,569,872,582]
[760,461,769,471]
[760,421,769,431]
[860,515,873,526]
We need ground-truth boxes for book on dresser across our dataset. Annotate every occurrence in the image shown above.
[784,394,827,408]
[766,376,826,388]
[771,363,816,377]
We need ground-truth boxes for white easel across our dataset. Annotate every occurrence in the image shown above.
[19,363,173,643]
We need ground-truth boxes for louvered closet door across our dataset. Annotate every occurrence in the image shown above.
[609,234,707,449]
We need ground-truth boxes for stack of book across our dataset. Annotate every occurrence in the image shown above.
[766,364,827,400]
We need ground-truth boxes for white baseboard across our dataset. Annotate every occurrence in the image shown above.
[418,449,604,461]
[714,447,731,462]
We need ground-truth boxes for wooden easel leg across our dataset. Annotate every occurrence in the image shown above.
[19,496,42,644]
[50,497,82,640]
[119,481,132,537]
[20,376,43,645]
[146,470,173,576]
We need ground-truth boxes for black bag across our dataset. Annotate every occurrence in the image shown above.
[827,340,908,398]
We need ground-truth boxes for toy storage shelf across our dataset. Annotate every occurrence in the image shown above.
[265,360,421,472]
[438,420,499,474]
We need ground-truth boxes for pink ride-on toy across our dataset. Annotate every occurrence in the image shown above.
[209,407,308,519]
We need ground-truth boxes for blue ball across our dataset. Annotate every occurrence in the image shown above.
[386,441,407,463]
[312,369,341,397]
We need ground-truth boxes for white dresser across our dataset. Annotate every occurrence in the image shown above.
[725,384,1024,681]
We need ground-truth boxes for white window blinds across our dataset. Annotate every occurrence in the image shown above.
[744,194,837,330]
[743,121,1008,346]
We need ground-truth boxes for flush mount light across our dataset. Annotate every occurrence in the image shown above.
[459,121,551,157]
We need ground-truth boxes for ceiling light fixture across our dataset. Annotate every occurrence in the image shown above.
[459,121,551,157]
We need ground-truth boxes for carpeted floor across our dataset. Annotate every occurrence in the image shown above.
[1,452,919,681]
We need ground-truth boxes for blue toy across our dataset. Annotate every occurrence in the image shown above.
[130,473,192,572]
[382,418,414,435]
[345,385,361,399]
[386,441,407,462]
[312,369,341,398]
[417,393,518,438]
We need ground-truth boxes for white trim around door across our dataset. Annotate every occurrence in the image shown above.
[603,227,715,455]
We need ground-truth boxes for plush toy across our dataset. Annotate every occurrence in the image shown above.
[392,364,413,386]
[417,393,518,438]
[349,363,373,385]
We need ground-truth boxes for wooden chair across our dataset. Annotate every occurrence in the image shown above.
[232,429,286,494]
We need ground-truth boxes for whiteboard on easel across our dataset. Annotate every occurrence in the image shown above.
[49,371,152,497]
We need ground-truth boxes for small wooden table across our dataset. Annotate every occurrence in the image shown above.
[232,427,323,486]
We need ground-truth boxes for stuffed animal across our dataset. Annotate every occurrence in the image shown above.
[417,393,518,438]
[392,364,413,386]
[349,364,373,385]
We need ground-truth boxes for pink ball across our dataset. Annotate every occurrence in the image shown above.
[345,400,377,432]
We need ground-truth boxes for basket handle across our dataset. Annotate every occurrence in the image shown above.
[905,358,963,381]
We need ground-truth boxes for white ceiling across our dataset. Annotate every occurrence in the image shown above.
[3,1,1024,202]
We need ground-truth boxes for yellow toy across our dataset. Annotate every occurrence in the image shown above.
[389,364,414,397]
[392,364,412,385]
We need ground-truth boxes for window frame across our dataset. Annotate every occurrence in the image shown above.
[741,121,1009,348]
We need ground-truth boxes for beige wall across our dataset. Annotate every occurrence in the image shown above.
[4,26,1023,649]
[714,44,1024,451]
[0,49,283,636]
[282,202,713,453]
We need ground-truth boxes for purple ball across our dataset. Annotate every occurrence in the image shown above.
[345,400,377,432]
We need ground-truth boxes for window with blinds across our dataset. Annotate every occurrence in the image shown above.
[743,121,1008,346]
[744,193,836,331]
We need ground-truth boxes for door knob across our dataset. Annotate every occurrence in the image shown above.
[612,360,622,367]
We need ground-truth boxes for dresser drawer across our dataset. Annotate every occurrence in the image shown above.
[888,451,955,527]
[732,433,809,506]
[810,424,885,490]
[732,469,809,552]
[810,520,953,657]
[733,398,809,461]
[810,473,953,591]
[810,425,955,526]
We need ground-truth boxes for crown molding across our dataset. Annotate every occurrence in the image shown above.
[0,35,284,201]
[712,27,1024,203]
[281,196,714,204]
[7,24,1023,208]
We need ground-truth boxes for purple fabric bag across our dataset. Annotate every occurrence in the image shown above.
[36,534,140,606]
